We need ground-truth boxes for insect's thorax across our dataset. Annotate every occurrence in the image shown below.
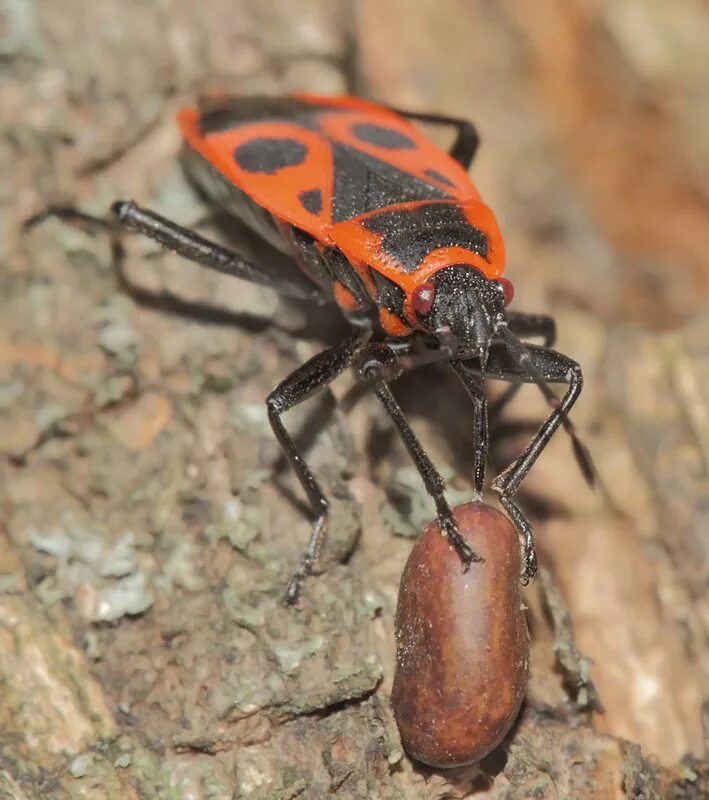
[278,198,504,338]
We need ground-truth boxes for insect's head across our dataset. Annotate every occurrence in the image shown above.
[410,265,514,361]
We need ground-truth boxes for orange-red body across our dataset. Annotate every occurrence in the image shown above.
[179,93,507,338]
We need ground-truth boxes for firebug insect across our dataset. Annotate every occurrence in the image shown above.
[106,93,594,604]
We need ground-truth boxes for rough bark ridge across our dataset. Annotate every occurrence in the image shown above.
[1,1,707,797]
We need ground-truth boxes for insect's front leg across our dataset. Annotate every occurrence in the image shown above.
[488,311,556,421]
[266,329,369,605]
[483,342,585,580]
[389,107,480,169]
[357,343,482,570]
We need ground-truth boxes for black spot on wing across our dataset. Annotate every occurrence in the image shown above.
[330,143,448,223]
[362,202,488,273]
[424,168,455,188]
[233,137,307,175]
[298,188,323,215]
[352,123,416,150]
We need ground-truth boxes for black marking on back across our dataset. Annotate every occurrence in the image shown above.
[362,202,488,273]
[298,188,323,215]
[352,123,416,150]
[330,143,448,223]
[424,168,455,187]
[233,137,307,175]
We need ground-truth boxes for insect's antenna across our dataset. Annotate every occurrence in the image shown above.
[496,325,596,486]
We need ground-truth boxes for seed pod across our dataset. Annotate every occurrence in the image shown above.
[391,502,529,768]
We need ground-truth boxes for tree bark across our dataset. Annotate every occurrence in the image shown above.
[1,1,706,797]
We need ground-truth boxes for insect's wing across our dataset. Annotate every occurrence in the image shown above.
[299,94,481,223]
[179,95,481,243]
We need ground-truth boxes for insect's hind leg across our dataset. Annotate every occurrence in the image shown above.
[489,312,556,421]
[267,330,369,605]
[389,108,480,169]
[26,200,323,301]
[112,201,322,301]
[23,205,117,235]
[483,342,584,580]
[357,343,482,569]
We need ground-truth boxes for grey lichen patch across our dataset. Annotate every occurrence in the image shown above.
[229,400,271,435]
[29,517,138,575]
[93,296,140,365]
[113,752,132,768]
[0,0,43,59]
[69,752,93,779]
[28,516,153,623]
[93,572,153,622]
[229,599,267,633]
[158,539,207,593]
[273,635,326,674]
[359,589,385,619]
[54,736,194,799]
[34,401,72,435]
[207,496,264,554]
[91,374,136,409]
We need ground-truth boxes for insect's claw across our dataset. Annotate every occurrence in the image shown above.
[442,517,483,570]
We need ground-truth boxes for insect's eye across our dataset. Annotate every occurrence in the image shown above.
[497,278,514,306]
[412,281,436,315]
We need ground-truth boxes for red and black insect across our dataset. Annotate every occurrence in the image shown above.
[109,93,593,603]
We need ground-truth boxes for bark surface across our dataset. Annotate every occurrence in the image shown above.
[1,1,707,797]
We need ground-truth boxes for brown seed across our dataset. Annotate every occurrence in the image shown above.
[391,502,529,768]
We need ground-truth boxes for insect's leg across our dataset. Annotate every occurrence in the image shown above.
[388,108,479,169]
[484,343,584,579]
[449,359,488,496]
[358,343,482,569]
[267,330,369,605]
[112,201,322,301]
[506,311,556,348]
[489,312,556,420]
